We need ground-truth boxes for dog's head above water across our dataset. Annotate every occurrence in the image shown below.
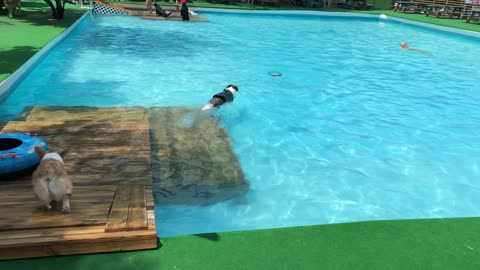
[34,146,67,164]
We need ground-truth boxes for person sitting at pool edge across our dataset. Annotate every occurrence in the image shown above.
[201,85,239,111]
[400,42,427,53]
[153,3,171,18]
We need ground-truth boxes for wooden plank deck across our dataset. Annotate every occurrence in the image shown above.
[0,106,157,260]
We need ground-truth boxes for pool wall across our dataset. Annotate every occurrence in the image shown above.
[0,11,91,103]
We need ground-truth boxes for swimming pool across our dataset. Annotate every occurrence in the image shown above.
[1,11,480,237]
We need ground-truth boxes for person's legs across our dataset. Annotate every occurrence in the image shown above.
[327,0,333,8]
[146,0,152,14]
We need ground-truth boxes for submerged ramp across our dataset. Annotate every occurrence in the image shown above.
[149,107,249,204]
[0,106,157,260]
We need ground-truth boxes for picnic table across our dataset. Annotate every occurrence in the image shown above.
[393,1,427,13]
[427,4,465,18]
[466,9,480,22]
[337,0,372,9]
[442,5,465,18]
[425,4,446,16]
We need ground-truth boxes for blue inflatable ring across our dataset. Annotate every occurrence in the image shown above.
[0,133,48,175]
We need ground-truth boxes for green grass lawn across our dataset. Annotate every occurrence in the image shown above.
[0,1,85,82]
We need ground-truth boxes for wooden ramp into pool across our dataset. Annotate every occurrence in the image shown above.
[0,107,157,260]
[149,107,249,204]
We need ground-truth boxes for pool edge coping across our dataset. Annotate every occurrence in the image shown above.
[0,11,91,102]
[193,8,480,38]
[383,15,480,38]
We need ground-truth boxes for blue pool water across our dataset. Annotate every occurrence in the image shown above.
[1,11,480,237]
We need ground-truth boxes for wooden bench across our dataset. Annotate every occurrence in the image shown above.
[466,9,480,22]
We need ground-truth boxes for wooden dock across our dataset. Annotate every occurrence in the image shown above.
[93,0,208,22]
[0,106,249,260]
[0,106,157,260]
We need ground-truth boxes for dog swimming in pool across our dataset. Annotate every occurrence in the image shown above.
[201,85,239,111]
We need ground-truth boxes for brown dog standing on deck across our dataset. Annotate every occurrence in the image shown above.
[32,146,73,213]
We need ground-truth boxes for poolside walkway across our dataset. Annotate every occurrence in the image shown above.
[0,106,157,260]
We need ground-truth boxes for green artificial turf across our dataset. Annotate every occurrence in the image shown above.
[1,218,480,269]
[0,0,86,82]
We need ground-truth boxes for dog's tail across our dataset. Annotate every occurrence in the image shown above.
[33,175,51,206]
[46,167,59,182]
[47,166,72,198]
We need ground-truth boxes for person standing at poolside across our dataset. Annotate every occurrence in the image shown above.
[146,0,153,14]
[175,0,180,13]
[324,0,333,9]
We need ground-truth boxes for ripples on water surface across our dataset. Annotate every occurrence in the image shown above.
[1,12,480,236]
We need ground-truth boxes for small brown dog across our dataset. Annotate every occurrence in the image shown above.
[32,146,73,213]
[4,0,21,18]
